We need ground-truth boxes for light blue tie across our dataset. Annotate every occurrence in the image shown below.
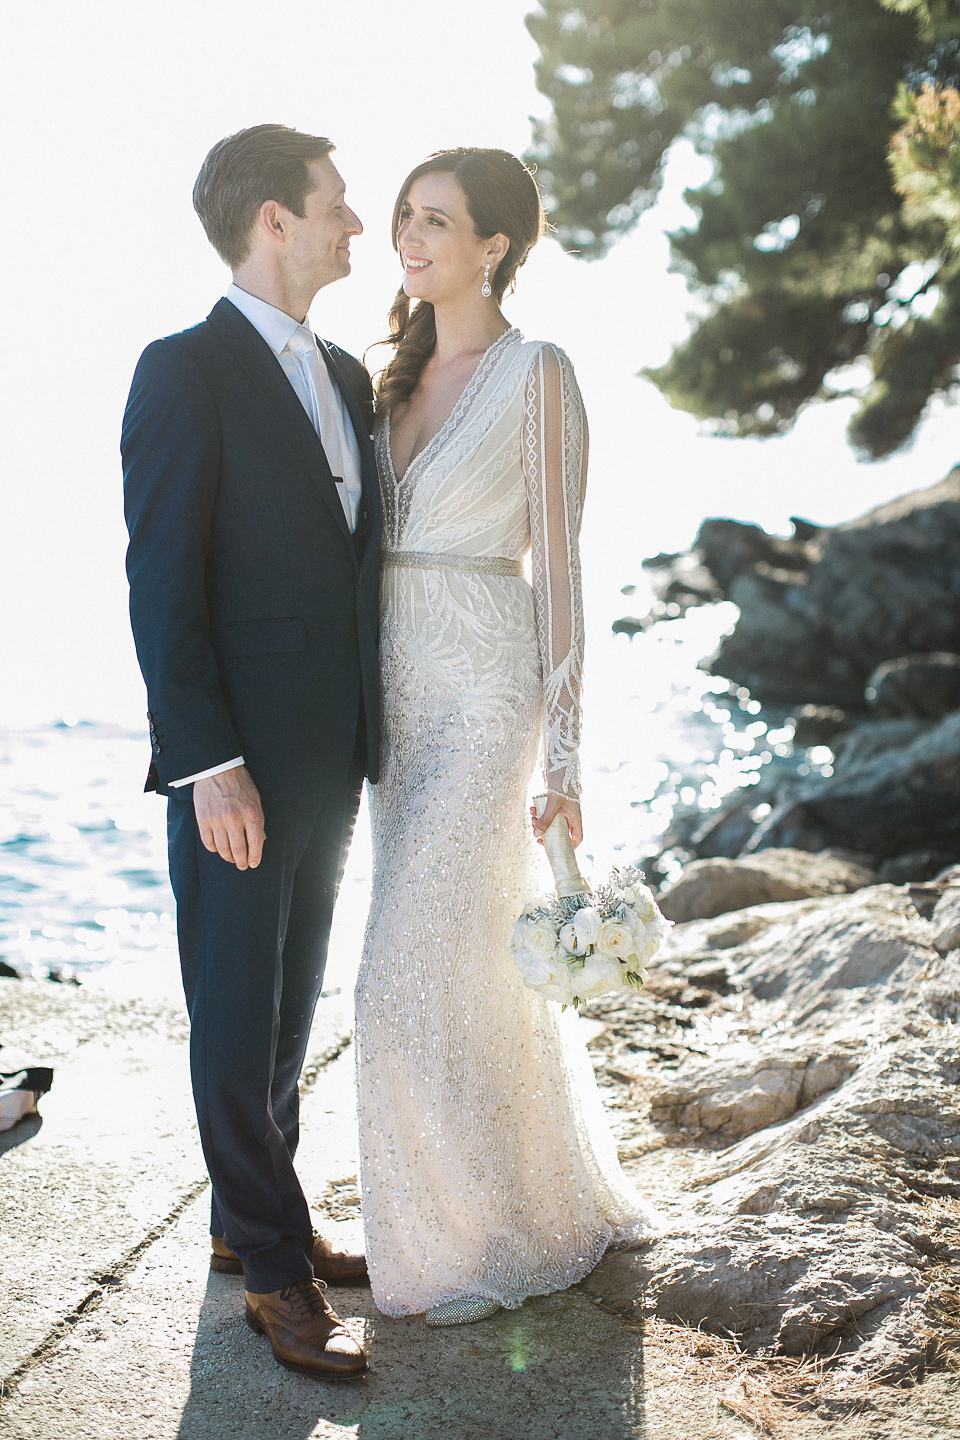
[285,326,322,436]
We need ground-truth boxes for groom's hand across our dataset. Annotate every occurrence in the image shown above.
[193,766,266,870]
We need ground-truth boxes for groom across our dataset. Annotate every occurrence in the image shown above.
[122,125,380,1379]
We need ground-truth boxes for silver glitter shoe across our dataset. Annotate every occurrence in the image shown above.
[424,1296,502,1327]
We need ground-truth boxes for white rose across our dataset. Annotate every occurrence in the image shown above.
[571,952,625,1002]
[634,891,658,923]
[509,917,530,956]
[595,919,637,962]
[528,920,562,958]
[513,948,556,987]
[516,918,562,961]
[571,906,602,951]
[558,922,584,956]
[629,909,671,964]
[533,955,577,1006]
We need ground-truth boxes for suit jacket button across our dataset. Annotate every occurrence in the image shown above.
[152,742,162,756]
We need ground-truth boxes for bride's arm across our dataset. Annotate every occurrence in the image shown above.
[522,343,589,846]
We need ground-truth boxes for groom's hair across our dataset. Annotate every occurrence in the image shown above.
[193,124,335,268]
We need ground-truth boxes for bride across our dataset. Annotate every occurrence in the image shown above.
[355,147,657,1326]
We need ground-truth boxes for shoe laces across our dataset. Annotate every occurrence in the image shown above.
[278,1277,329,1319]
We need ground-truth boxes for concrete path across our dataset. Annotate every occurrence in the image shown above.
[0,971,763,1440]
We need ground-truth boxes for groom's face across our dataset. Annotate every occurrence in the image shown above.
[285,155,362,292]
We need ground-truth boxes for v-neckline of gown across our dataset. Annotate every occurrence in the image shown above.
[385,327,521,488]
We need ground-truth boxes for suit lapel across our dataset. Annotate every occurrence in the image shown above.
[318,342,379,506]
[208,299,352,544]
[318,340,382,563]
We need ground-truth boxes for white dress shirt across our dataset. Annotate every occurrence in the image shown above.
[170,284,365,789]
[225,283,363,532]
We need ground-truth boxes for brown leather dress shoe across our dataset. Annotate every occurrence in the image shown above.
[211,1231,369,1285]
[312,1233,369,1286]
[245,1278,367,1379]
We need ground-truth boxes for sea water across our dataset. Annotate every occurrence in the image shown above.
[0,579,830,998]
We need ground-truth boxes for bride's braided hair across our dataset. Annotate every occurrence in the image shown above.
[374,149,546,413]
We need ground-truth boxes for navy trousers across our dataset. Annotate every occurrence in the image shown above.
[168,747,364,1294]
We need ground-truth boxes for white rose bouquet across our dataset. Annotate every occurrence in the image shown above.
[509,802,671,1008]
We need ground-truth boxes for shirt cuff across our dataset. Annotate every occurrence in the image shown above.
[169,757,245,788]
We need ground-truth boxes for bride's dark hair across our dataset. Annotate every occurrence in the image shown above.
[375,148,546,413]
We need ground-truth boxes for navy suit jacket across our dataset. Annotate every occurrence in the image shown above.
[122,298,381,797]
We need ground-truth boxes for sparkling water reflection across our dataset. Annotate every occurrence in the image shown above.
[579,599,828,884]
[0,721,176,985]
[0,604,831,989]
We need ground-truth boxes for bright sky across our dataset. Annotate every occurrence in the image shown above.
[2,0,959,726]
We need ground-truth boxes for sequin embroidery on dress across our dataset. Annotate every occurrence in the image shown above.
[355,330,658,1317]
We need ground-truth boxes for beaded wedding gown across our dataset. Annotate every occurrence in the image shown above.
[355,329,657,1318]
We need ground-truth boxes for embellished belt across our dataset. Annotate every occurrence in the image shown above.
[382,550,523,578]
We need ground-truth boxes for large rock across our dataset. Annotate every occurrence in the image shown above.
[694,517,814,593]
[877,850,960,884]
[580,884,960,1380]
[658,706,960,870]
[638,470,960,709]
[625,518,813,630]
[866,652,960,719]
[646,1042,861,1136]
[832,715,931,772]
[791,703,849,747]
[657,848,874,923]
[930,884,960,954]
[651,884,936,1020]
[752,708,960,858]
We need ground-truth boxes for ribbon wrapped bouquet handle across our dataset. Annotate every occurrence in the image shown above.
[535,795,590,899]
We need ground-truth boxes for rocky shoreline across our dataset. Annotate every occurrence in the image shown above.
[583,857,960,1391]
[596,467,960,1407]
[624,468,960,885]
[3,888,959,1435]
[3,884,960,1430]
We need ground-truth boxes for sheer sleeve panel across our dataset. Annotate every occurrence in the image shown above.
[522,343,588,801]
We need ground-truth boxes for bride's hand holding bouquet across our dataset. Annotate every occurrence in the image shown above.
[512,797,671,1009]
[531,792,583,848]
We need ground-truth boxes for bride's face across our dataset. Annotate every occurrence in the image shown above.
[397,173,505,305]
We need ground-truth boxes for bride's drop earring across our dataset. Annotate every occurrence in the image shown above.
[481,264,492,299]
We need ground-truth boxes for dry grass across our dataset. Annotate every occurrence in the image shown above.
[639,1319,868,1436]
[315,1173,362,1222]
[921,1194,960,1380]
[598,1281,960,1440]
[926,1271,960,1373]
[585,988,960,1437]
[587,1193,960,1436]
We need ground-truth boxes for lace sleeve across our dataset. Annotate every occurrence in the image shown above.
[522,343,588,802]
